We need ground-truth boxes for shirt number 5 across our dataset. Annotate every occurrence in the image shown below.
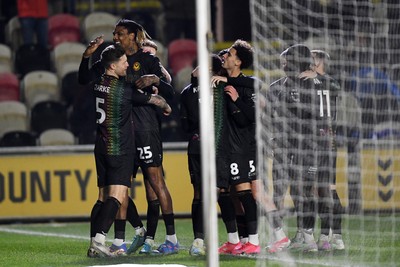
[96,97,106,124]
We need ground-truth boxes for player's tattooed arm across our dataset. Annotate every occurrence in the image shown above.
[148,94,172,116]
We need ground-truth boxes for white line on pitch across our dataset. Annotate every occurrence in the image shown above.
[0,227,90,240]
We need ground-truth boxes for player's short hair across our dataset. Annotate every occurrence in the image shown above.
[141,40,158,51]
[211,54,224,75]
[115,19,151,45]
[311,49,331,72]
[281,44,312,74]
[231,39,253,69]
[311,49,330,60]
[218,49,229,58]
[100,44,125,69]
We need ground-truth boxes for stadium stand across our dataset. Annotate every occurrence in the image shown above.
[0,72,20,102]
[39,128,75,146]
[167,38,197,76]
[153,39,168,66]
[52,41,86,80]
[0,130,37,147]
[82,11,119,43]
[0,43,13,73]
[22,70,60,109]
[14,44,51,78]
[5,15,23,49]
[0,100,28,138]
[30,100,68,135]
[61,71,85,108]
[48,13,81,49]
[174,66,193,93]
[122,11,157,39]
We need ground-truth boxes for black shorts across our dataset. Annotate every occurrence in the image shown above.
[216,156,230,189]
[95,152,134,188]
[133,130,163,177]
[228,153,254,186]
[272,151,318,199]
[188,153,201,186]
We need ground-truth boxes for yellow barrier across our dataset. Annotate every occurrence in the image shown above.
[272,147,400,211]
[1,145,399,220]
[360,148,400,210]
[0,151,192,219]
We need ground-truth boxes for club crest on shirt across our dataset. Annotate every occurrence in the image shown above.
[133,62,141,71]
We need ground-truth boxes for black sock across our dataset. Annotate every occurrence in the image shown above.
[192,198,204,239]
[267,210,283,229]
[332,189,343,235]
[237,190,258,235]
[146,199,160,239]
[236,214,247,240]
[162,213,175,235]
[127,197,143,229]
[114,219,126,240]
[94,197,121,236]
[218,192,237,233]
[302,184,316,231]
[318,202,331,236]
[90,200,103,238]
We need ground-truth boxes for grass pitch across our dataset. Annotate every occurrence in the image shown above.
[0,215,399,267]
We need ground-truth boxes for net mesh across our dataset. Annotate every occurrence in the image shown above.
[250,1,400,266]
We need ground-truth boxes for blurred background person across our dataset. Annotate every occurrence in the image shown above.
[17,0,48,48]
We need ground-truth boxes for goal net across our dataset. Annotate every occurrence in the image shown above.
[249,1,400,266]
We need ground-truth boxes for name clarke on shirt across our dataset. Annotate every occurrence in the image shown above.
[94,84,110,93]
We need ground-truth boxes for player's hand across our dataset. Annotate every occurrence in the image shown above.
[224,85,239,102]
[135,74,160,89]
[298,70,317,80]
[191,66,199,77]
[149,94,172,116]
[152,86,159,95]
[83,35,104,58]
[211,75,228,88]
[163,104,172,116]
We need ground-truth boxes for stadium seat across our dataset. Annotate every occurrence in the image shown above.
[61,71,85,108]
[0,72,20,102]
[22,70,60,108]
[30,100,68,135]
[69,87,96,145]
[168,39,197,76]
[77,130,96,145]
[0,43,13,73]
[83,12,119,42]
[0,130,37,147]
[122,11,156,39]
[153,39,168,66]
[48,13,81,49]
[39,128,75,146]
[5,16,23,49]
[14,44,51,78]
[53,42,86,80]
[174,66,193,93]
[0,100,28,138]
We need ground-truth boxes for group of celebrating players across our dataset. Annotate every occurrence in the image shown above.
[79,18,345,258]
